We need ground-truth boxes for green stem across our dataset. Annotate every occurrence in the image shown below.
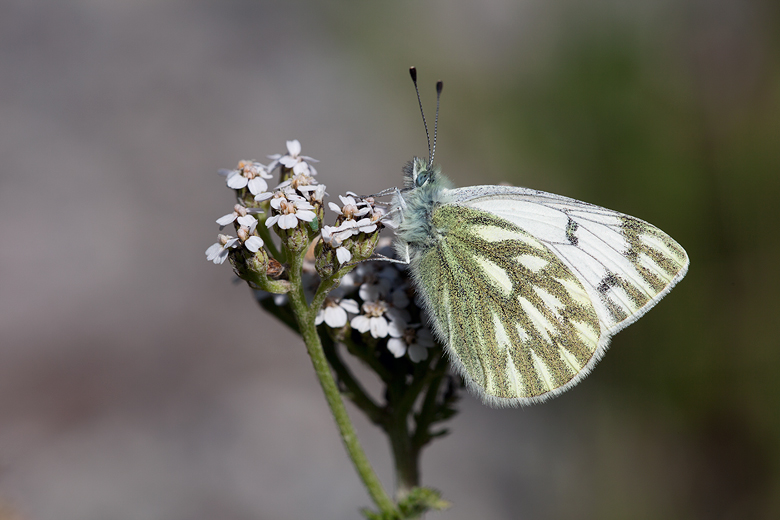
[286,246,395,514]
[388,413,420,499]
[321,335,385,424]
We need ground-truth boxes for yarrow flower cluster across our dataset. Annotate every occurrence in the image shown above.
[266,190,317,230]
[205,136,460,519]
[321,194,383,265]
[205,139,437,364]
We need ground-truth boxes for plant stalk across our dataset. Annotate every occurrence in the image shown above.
[286,246,395,514]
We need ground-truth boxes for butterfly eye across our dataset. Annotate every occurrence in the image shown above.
[415,169,431,187]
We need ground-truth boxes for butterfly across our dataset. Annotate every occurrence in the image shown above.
[387,68,689,407]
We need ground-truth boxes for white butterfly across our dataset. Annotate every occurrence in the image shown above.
[386,68,689,407]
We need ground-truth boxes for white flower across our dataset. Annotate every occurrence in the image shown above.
[387,327,435,362]
[266,192,317,230]
[267,139,318,176]
[335,246,352,264]
[320,195,380,265]
[321,223,360,265]
[315,298,360,328]
[358,265,399,302]
[351,302,406,339]
[223,161,273,195]
[329,194,371,220]
[244,236,264,252]
[298,183,327,204]
[353,217,377,234]
[236,225,264,253]
[321,223,354,247]
[216,204,260,230]
[254,190,273,203]
[389,284,410,309]
[276,172,320,195]
[205,234,239,264]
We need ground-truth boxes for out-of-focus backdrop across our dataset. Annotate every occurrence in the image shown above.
[2,1,779,519]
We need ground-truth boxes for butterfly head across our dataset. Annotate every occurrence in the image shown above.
[403,156,442,189]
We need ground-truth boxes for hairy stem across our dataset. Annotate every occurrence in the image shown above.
[286,245,395,514]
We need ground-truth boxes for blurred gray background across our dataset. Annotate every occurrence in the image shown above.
[2,1,779,519]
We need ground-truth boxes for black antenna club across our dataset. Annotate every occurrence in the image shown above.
[409,67,432,165]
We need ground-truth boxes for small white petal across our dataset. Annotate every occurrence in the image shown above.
[369,317,389,339]
[278,214,299,229]
[294,200,315,210]
[216,213,237,227]
[351,315,371,333]
[387,318,406,338]
[416,328,435,347]
[286,139,301,156]
[328,202,342,214]
[339,299,360,314]
[265,215,280,228]
[292,162,309,175]
[391,289,410,309]
[205,243,223,261]
[227,173,249,189]
[336,246,352,265]
[323,306,348,328]
[355,218,377,233]
[387,338,407,358]
[213,249,230,264]
[408,344,429,363]
[279,156,297,168]
[295,210,316,222]
[237,215,258,228]
[254,191,273,202]
[245,236,264,252]
[385,307,410,324]
[247,177,269,195]
[359,283,385,302]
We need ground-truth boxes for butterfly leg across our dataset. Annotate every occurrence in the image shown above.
[369,186,401,198]
[365,251,409,265]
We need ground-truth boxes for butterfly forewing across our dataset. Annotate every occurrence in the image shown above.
[456,186,689,337]
[412,204,603,404]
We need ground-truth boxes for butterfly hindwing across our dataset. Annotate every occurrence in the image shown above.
[410,203,602,405]
[407,185,688,406]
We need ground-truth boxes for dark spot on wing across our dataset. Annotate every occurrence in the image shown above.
[597,273,620,294]
[566,217,579,246]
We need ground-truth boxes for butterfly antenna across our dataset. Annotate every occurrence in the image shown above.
[409,67,432,165]
[430,80,443,167]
